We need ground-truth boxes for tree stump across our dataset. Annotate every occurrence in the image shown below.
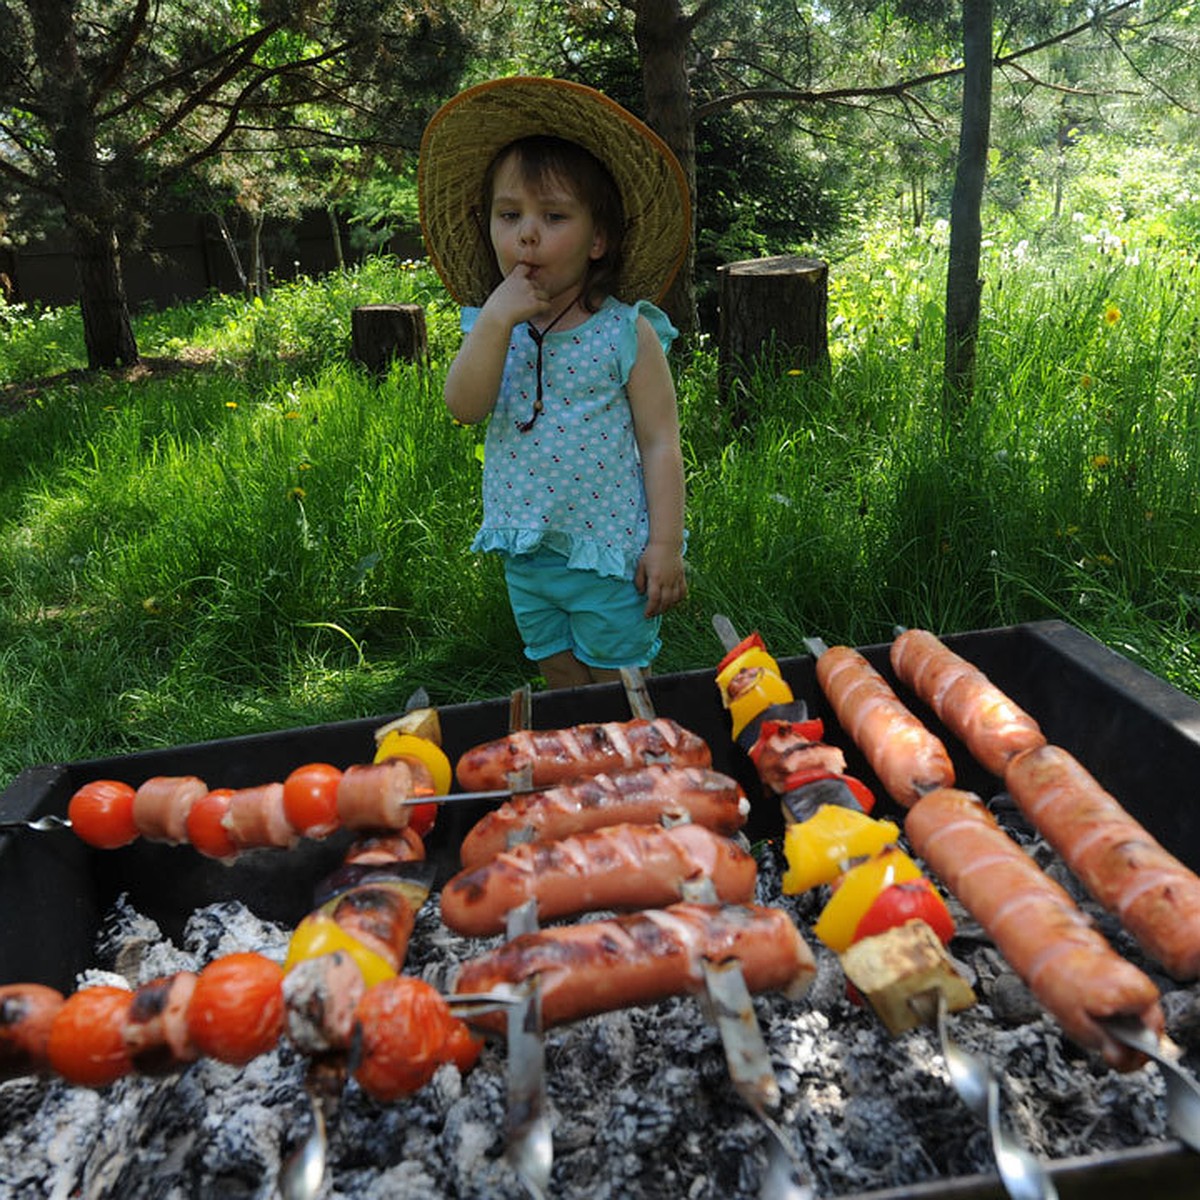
[717,255,830,426]
[351,304,428,375]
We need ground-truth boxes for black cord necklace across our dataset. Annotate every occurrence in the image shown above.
[517,298,579,432]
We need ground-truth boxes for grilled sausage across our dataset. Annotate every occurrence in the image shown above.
[905,787,1163,1071]
[454,718,712,792]
[324,881,418,972]
[748,720,847,795]
[890,629,1046,777]
[815,644,956,807]
[0,983,65,1081]
[132,775,208,844]
[453,902,815,1033]
[459,766,750,870]
[122,972,199,1075]
[441,823,758,936]
[343,828,427,865]
[336,758,435,831]
[221,782,297,851]
[1005,744,1200,980]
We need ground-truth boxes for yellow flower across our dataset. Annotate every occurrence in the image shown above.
[1104,305,1121,325]
[1090,454,1111,470]
[225,401,239,410]
[290,487,306,501]
[1079,373,1093,389]
[284,411,301,420]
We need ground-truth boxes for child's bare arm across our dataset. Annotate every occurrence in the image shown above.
[628,316,688,617]
[445,269,548,424]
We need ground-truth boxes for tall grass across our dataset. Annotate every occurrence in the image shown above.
[2,212,1198,787]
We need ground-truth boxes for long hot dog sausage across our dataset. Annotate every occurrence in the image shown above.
[890,630,1046,777]
[1005,744,1200,980]
[1,983,65,1081]
[459,766,750,870]
[441,823,758,936]
[815,644,956,807]
[453,902,815,1033]
[454,718,712,792]
[905,787,1163,1071]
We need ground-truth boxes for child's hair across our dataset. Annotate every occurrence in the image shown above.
[483,135,625,312]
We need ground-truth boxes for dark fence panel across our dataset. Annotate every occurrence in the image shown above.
[1,210,424,310]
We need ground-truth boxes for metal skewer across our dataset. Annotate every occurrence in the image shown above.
[500,683,553,1200]
[621,665,814,1200]
[910,989,1058,1200]
[1103,1017,1200,1152]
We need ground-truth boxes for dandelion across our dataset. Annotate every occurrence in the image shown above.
[225,401,239,410]
[284,411,302,420]
[1090,454,1111,470]
[1104,305,1121,325]
[289,487,306,501]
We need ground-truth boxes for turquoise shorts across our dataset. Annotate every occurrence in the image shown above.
[502,547,662,669]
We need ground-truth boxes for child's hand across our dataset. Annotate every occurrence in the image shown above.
[484,265,550,330]
[636,542,688,617]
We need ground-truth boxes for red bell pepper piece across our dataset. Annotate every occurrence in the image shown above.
[852,878,956,946]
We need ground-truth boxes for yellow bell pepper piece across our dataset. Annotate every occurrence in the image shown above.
[716,647,783,703]
[283,912,397,988]
[728,669,795,739]
[781,806,900,894]
[812,847,924,953]
[375,731,453,795]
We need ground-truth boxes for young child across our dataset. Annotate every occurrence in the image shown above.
[419,77,692,689]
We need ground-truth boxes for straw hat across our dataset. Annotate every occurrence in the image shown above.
[418,76,690,307]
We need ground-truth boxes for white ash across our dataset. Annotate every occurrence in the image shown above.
[0,832,1195,1199]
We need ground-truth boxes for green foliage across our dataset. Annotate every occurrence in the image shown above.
[2,186,1200,784]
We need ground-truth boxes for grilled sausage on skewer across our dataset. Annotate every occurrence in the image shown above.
[122,972,199,1075]
[905,787,1163,1072]
[222,782,298,851]
[890,629,1046,777]
[132,775,208,844]
[1005,744,1200,980]
[336,758,435,831]
[0,983,65,1081]
[442,822,758,936]
[815,644,956,807]
[454,717,712,792]
[452,902,816,1033]
[459,765,749,870]
[749,719,847,795]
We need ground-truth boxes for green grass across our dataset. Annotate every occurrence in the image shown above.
[2,217,1199,788]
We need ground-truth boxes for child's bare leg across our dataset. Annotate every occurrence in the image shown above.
[538,650,594,690]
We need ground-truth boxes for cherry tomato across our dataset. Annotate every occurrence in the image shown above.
[352,976,459,1101]
[442,1018,484,1074]
[67,780,138,849]
[46,986,134,1087]
[187,953,285,1065]
[185,789,238,860]
[853,879,957,946]
[282,763,343,838]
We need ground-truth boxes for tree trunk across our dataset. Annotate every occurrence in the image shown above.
[633,0,698,336]
[943,1,993,415]
[31,0,139,370]
[351,304,428,375]
[717,255,830,427]
[75,227,140,370]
